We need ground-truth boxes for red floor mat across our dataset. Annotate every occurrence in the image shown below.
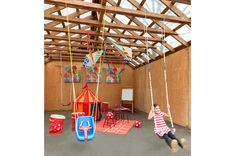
[96,119,135,135]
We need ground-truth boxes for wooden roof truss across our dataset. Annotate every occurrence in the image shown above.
[44,0,191,69]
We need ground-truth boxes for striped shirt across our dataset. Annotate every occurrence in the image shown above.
[153,111,170,136]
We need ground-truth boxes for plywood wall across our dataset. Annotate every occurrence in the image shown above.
[44,62,134,111]
[44,47,191,128]
[134,47,191,128]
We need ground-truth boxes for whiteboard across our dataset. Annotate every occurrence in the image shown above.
[121,89,133,101]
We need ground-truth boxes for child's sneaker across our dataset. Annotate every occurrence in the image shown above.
[180,138,187,149]
[171,139,178,153]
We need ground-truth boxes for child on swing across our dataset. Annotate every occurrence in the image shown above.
[148,104,187,152]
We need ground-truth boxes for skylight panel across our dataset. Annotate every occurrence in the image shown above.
[51,12,59,15]
[148,41,154,44]
[174,2,191,18]
[45,39,52,42]
[106,2,112,6]
[164,36,181,48]
[107,37,116,43]
[80,11,91,19]
[132,59,140,65]
[71,26,79,30]
[44,4,54,10]
[143,32,152,38]
[81,35,87,39]
[163,22,181,30]
[143,0,166,13]
[130,22,137,26]
[116,14,130,25]
[141,53,151,61]
[165,10,177,17]
[56,32,66,37]
[80,24,86,28]
[136,56,145,63]
[129,62,136,67]
[136,40,143,44]
[60,7,76,16]
[136,0,143,4]
[136,17,152,27]
[120,0,137,10]
[54,23,63,28]
[71,34,79,38]
[99,36,104,41]
[120,39,129,43]
[59,40,66,43]
[44,20,53,25]
[103,14,112,23]
[134,31,142,36]
[113,0,119,3]
[109,29,117,34]
[156,43,168,53]
[176,25,191,41]
[149,49,159,57]
[124,31,132,36]
[152,23,161,29]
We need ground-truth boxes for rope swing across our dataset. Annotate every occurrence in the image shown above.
[161,15,175,133]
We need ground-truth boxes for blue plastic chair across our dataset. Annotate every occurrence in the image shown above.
[75,116,96,142]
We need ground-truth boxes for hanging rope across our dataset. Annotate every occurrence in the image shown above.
[60,52,64,106]
[143,9,154,108]
[93,8,107,124]
[161,14,174,130]
[64,0,77,118]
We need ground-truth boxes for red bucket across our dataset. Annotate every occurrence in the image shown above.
[71,112,85,131]
[49,114,66,135]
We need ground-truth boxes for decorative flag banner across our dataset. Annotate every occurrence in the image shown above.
[86,65,102,83]
[64,65,81,83]
[83,50,104,67]
[111,42,133,62]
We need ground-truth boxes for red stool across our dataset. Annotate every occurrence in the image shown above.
[103,112,115,127]
[71,112,85,131]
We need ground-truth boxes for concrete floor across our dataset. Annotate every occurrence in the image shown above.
[45,111,191,156]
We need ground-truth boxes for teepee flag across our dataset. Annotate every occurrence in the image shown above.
[111,42,133,62]
[83,55,90,67]
[122,46,132,58]
[84,50,104,67]
[93,50,103,63]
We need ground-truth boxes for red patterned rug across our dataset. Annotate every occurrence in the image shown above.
[96,119,135,135]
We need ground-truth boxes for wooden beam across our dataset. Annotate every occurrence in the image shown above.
[44,26,162,42]
[45,35,156,48]
[45,46,146,53]
[49,55,123,61]
[45,51,123,60]
[51,57,124,64]
[171,0,191,5]
[45,0,191,24]
[45,14,179,35]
